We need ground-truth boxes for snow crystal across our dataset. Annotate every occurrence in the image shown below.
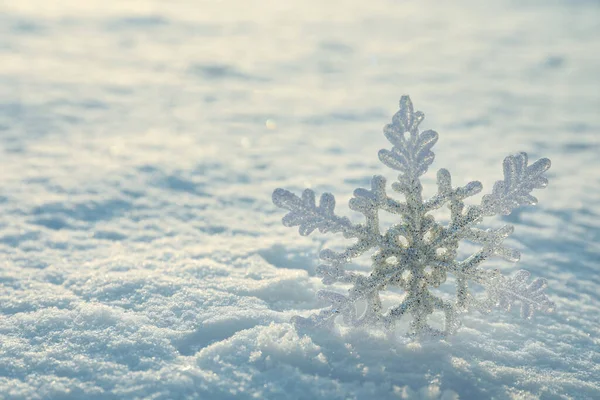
[274,96,555,336]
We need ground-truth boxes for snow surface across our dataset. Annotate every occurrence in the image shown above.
[0,0,599,399]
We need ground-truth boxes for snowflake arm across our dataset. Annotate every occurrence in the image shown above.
[481,152,551,216]
[378,96,436,178]
[272,188,358,237]
[471,270,556,318]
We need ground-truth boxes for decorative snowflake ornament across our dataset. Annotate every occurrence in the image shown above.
[272,96,555,337]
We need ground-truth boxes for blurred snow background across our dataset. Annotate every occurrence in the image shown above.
[0,0,599,399]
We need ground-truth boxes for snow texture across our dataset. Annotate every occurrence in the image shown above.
[273,96,554,337]
[1,0,599,399]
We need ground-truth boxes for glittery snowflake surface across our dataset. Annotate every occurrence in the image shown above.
[273,96,555,337]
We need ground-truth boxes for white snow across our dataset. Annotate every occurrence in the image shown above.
[0,0,599,399]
